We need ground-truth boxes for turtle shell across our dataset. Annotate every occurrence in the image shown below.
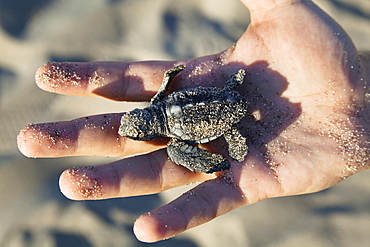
[159,86,248,143]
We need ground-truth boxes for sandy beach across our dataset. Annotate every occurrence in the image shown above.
[1,0,370,246]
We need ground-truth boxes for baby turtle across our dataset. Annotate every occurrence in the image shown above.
[119,65,248,173]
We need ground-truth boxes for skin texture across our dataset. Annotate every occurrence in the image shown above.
[17,0,370,243]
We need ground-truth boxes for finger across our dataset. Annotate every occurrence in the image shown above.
[35,60,178,101]
[17,113,167,158]
[133,150,285,243]
[59,149,215,200]
[133,177,248,243]
[240,0,298,13]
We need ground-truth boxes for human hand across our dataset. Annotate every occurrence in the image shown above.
[17,0,370,243]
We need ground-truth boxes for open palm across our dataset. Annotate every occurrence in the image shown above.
[18,0,370,243]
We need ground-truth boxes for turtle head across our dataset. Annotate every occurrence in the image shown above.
[118,108,160,141]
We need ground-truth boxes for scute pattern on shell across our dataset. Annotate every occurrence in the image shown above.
[164,90,247,142]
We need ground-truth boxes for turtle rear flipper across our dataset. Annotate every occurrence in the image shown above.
[167,138,230,173]
[224,126,248,162]
[222,69,245,91]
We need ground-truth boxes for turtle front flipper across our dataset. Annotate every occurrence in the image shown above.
[167,138,230,173]
[224,126,248,162]
[150,65,186,106]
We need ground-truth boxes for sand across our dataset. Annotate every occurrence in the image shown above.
[1,0,370,246]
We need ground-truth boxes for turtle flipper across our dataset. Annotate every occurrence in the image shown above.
[150,65,186,106]
[222,69,245,91]
[167,138,230,173]
[224,126,248,162]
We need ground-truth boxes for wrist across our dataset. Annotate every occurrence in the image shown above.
[339,52,370,177]
[344,52,370,175]
[358,52,370,122]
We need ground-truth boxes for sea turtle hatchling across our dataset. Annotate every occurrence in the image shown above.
[119,65,248,173]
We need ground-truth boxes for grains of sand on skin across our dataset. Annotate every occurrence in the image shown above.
[36,63,85,91]
[66,167,103,199]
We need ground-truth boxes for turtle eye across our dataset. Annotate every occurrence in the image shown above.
[139,125,148,133]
